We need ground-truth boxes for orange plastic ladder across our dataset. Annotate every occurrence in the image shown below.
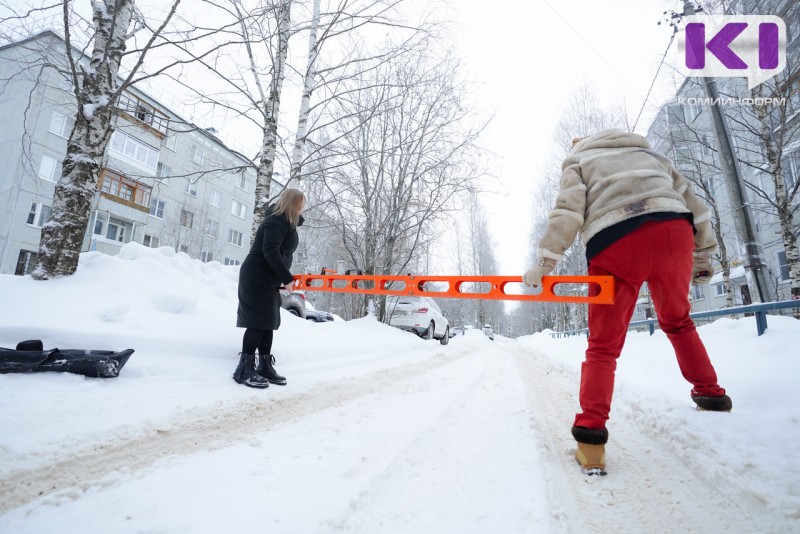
[291,274,614,304]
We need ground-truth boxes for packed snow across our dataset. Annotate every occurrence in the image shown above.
[0,243,798,533]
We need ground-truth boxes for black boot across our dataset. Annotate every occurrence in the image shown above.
[691,394,732,411]
[233,353,270,389]
[257,354,287,386]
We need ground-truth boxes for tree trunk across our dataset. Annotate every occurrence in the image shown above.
[250,0,292,241]
[32,0,136,279]
[289,0,321,185]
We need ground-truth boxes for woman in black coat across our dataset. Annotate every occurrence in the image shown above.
[233,188,305,388]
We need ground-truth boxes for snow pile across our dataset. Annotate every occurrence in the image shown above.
[0,242,798,532]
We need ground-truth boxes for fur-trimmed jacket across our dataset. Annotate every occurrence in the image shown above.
[537,128,717,263]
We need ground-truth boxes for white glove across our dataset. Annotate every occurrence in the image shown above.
[523,258,557,288]
[692,252,714,285]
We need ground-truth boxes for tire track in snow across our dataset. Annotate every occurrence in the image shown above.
[0,348,469,514]
[514,346,765,533]
[325,346,553,533]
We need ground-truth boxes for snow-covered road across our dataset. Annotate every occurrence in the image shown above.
[1,341,769,533]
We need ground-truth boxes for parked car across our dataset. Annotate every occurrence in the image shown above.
[305,301,334,322]
[279,289,306,318]
[482,323,495,340]
[386,296,450,345]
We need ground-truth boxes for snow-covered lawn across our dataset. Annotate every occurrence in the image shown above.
[1,244,798,533]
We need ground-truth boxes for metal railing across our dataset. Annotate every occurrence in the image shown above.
[550,299,799,338]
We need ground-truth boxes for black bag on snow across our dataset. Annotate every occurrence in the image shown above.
[0,340,134,378]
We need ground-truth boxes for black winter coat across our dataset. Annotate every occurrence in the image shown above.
[236,210,303,330]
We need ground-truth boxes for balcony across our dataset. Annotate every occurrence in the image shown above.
[115,93,170,137]
[97,168,152,213]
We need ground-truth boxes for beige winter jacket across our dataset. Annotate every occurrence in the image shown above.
[538,128,717,262]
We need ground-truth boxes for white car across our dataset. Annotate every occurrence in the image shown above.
[386,296,450,345]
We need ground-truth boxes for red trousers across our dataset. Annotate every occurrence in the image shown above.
[574,219,725,430]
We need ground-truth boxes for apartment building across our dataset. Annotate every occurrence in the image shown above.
[0,31,276,275]
[645,6,799,309]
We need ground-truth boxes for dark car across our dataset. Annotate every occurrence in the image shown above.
[279,289,306,318]
[305,301,334,322]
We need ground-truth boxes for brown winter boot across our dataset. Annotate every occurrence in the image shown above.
[572,426,608,476]
[575,443,606,472]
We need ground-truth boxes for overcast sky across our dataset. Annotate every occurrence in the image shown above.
[447,0,683,274]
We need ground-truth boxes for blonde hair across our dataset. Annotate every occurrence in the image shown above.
[272,188,305,227]
[571,136,586,147]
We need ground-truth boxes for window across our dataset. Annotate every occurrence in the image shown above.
[713,283,726,297]
[185,179,198,197]
[698,134,712,158]
[201,251,214,263]
[93,212,107,235]
[231,199,247,219]
[227,228,244,247]
[180,209,195,229]
[686,102,702,122]
[149,198,165,219]
[667,103,685,125]
[691,284,705,301]
[26,202,52,227]
[92,212,129,242]
[99,169,151,207]
[223,257,241,266]
[48,111,74,138]
[788,80,800,115]
[777,251,790,282]
[784,151,800,191]
[235,175,250,192]
[162,134,177,151]
[135,102,154,124]
[673,143,693,165]
[789,14,800,46]
[143,234,160,248]
[16,250,38,275]
[109,131,159,171]
[157,163,171,181]
[209,189,221,208]
[106,220,126,241]
[38,155,59,182]
[191,146,204,164]
[205,219,219,238]
[179,244,189,253]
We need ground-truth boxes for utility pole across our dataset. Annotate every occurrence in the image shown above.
[682,1,769,303]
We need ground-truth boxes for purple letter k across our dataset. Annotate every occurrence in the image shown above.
[686,22,748,70]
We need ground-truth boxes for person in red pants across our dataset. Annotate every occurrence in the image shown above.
[523,128,731,474]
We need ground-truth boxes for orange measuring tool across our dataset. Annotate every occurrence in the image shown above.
[291,274,614,304]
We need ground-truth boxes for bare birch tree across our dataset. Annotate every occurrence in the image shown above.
[315,43,487,318]
[244,0,292,236]
[287,0,422,186]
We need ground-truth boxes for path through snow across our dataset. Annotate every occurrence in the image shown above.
[0,342,775,533]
